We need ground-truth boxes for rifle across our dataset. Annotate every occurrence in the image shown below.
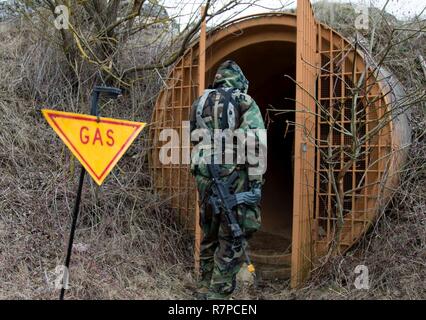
[206,163,260,280]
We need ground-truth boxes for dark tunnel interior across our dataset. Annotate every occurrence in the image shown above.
[207,41,297,249]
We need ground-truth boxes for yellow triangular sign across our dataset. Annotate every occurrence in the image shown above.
[42,109,146,185]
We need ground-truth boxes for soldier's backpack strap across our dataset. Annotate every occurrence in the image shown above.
[196,89,215,129]
[216,88,239,130]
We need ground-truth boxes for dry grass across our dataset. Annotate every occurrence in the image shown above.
[0,23,195,300]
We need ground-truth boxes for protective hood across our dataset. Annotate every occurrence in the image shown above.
[212,60,249,94]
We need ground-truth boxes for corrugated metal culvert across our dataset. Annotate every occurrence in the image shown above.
[149,0,410,287]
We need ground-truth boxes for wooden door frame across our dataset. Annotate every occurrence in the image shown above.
[290,0,319,288]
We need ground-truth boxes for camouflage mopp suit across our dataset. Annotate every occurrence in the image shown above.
[190,60,266,299]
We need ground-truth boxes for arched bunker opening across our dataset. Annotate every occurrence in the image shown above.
[207,41,297,259]
[150,12,410,283]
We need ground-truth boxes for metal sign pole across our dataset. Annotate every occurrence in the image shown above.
[59,167,86,300]
[59,86,121,300]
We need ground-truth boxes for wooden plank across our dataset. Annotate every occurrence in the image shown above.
[291,0,318,288]
[194,6,207,274]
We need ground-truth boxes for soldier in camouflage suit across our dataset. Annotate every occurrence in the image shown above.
[190,60,266,300]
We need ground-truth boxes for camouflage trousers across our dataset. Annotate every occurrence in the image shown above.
[195,171,261,300]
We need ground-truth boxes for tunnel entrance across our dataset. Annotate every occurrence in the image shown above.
[208,41,297,278]
[151,11,401,286]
